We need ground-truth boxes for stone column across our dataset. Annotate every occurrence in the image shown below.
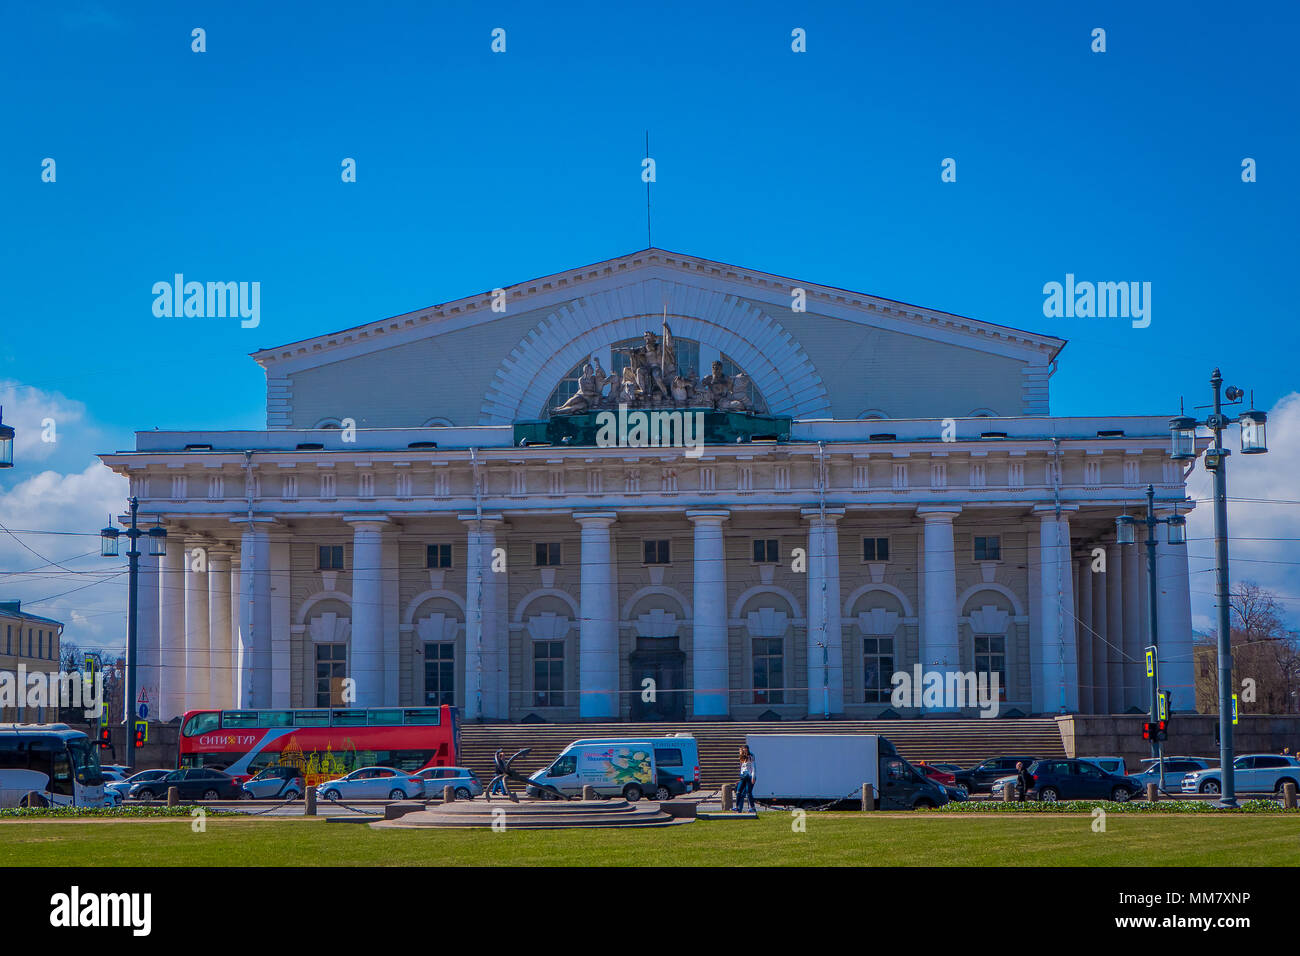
[347,517,391,709]
[1122,531,1144,713]
[574,512,618,719]
[1034,505,1079,713]
[229,554,241,709]
[1090,550,1108,713]
[183,540,210,712]
[135,548,161,719]
[461,513,506,720]
[1156,514,1196,714]
[917,506,961,712]
[1105,543,1124,714]
[158,536,187,720]
[235,520,275,708]
[207,550,233,710]
[687,510,730,718]
[1077,554,1093,714]
[803,508,846,716]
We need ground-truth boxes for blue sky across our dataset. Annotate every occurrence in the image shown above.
[0,0,1297,645]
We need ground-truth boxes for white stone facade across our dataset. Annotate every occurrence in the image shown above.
[100,250,1198,722]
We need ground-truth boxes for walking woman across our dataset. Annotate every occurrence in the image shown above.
[735,745,757,813]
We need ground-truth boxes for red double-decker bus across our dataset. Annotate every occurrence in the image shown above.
[178,706,460,785]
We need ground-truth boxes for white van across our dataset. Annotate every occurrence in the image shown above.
[526,735,699,801]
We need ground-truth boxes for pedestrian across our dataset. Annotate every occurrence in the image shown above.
[1015,760,1034,802]
[735,745,757,813]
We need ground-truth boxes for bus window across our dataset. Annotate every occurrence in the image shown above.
[367,709,402,726]
[330,709,367,726]
[221,711,260,728]
[68,738,102,785]
[182,712,220,736]
[402,708,441,725]
[49,750,74,797]
[293,710,330,727]
[257,711,293,728]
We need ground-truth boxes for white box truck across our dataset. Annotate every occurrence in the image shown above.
[745,734,949,810]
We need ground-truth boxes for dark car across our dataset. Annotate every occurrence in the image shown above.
[652,767,690,801]
[953,756,1040,793]
[1026,758,1142,802]
[129,768,242,802]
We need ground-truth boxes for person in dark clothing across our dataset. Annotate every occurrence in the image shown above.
[735,745,757,813]
[1015,761,1034,802]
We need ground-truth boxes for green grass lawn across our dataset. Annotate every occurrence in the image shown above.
[4,813,1299,866]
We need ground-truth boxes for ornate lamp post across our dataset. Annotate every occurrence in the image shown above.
[1167,369,1268,807]
[100,497,167,771]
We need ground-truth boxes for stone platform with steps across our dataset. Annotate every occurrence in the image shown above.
[371,797,690,830]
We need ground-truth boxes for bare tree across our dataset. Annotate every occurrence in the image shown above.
[1198,582,1298,714]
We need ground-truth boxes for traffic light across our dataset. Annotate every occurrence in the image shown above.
[98,726,111,746]
[133,720,147,749]
[1142,720,1169,742]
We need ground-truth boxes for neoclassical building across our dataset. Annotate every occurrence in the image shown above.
[100,249,1197,723]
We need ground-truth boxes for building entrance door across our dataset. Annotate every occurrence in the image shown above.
[628,637,686,721]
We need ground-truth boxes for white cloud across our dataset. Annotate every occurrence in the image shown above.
[1186,391,1300,631]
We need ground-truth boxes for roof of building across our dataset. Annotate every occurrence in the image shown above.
[0,601,64,629]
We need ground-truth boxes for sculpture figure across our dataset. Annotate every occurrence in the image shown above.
[552,359,609,415]
[485,747,565,802]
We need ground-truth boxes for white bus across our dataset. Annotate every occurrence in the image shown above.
[0,723,109,808]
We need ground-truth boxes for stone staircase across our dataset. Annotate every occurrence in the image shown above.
[459,719,1067,789]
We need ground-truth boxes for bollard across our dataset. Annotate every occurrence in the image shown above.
[861,783,875,812]
[582,785,596,801]
[1001,784,1015,803]
[1146,782,1159,803]
[1284,782,1297,809]
[304,787,317,817]
[167,786,179,807]
[443,785,455,803]
[721,784,734,812]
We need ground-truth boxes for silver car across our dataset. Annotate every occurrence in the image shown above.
[110,768,171,801]
[241,765,306,800]
[316,766,425,801]
[412,766,483,799]
[1133,757,1214,793]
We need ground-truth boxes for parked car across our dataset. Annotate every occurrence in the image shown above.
[128,768,242,801]
[992,758,1142,802]
[927,763,964,775]
[99,767,128,785]
[916,763,958,787]
[316,766,425,801]
[1081,756,1126,776]
[412,766,483,799]
[953,756,1040,793]
[1133,757,1215,792]
[241,765,305,800]
[109,768,171,800]
[1181,754,1300,795]
[652,766,692,801]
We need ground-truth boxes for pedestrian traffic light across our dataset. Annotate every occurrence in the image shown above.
[1142,720,1168,741]
[98,726,110,745]
[1155,719,1167,742]
[133,720,147,748]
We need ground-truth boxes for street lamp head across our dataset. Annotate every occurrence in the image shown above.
[0,406,14,469]
[1116,514,1136,545]
[1166,513,1187,546]
[1239,408,1268,454]
[147,524,168,557]
[100,520,120,557]
[1168,416,1198,461]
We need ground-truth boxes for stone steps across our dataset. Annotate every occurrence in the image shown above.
[371,797,687,829]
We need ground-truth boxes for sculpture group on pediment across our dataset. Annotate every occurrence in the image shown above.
[551,324,755,415]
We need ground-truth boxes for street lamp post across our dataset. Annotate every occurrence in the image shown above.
[1169,368,1268,807]
[100,497,167,772]
[1117,485,1186,789]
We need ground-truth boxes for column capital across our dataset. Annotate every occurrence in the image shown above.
[573,510,618,527]
[799,507,844,524]
[915,505,962,521]
[687,509,730,524]
[458,512,506,530]
[228,516,282,529]
[1032,503,1079,518]
[344,514,393,530]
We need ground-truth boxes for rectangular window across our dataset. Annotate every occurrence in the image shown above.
[318,545,344,570]
[315,644,347,707]
[643,539,671,564]
[974,636,1008,701]
[752,638,785,705]
[862,537,890,562]
[863,636,895,703]
[974,535,1002,561]
[424,642,455,706]
[533,640,564,707]
[535,542,562,567]
[426,543,452,569]
[753,539,780,563]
